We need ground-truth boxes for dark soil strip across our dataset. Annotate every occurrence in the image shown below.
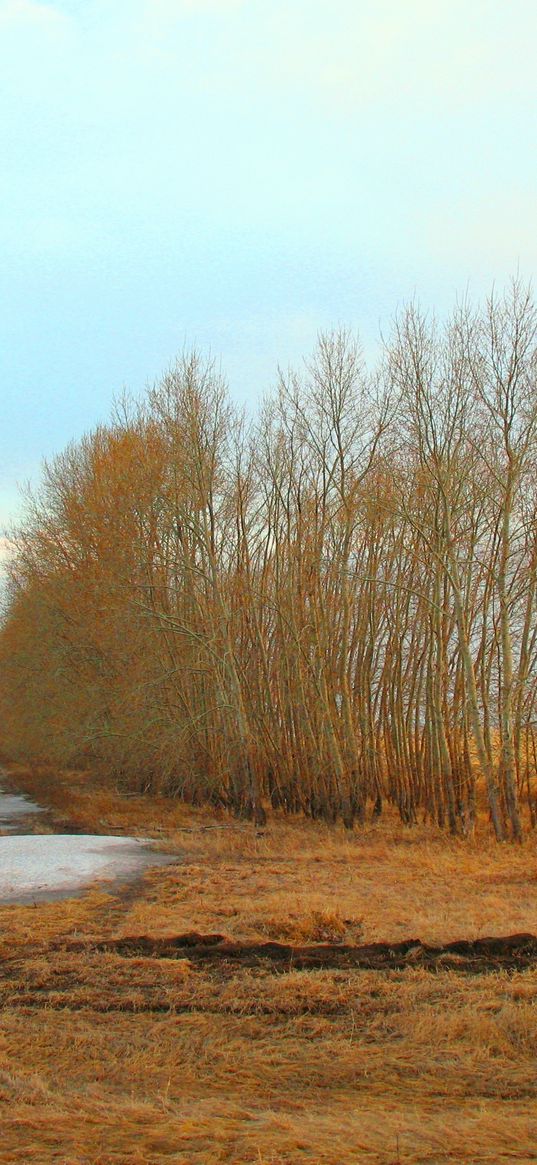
[62,931,537,973]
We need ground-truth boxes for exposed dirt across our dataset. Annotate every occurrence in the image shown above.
[60,929,537,973]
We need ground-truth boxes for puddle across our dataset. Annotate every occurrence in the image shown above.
[0,786,46,832]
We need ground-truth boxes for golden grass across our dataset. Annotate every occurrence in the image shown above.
[1,764,537,1162]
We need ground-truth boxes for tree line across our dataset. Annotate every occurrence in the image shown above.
[2,281,537,840]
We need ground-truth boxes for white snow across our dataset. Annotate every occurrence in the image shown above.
[0,834,176,903]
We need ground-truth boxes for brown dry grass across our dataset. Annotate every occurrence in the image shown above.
[1,765,537,1163]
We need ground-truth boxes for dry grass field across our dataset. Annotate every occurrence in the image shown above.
[1,765,537,1164]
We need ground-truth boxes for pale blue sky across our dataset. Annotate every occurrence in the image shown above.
[1,0,536,539]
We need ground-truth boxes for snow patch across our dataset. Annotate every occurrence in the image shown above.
[0,834,176,903]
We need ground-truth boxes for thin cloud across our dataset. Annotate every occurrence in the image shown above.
[267,0,537,115]
[0,0,68,26]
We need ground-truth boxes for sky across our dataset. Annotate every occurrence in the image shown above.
[1,0,537,541]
